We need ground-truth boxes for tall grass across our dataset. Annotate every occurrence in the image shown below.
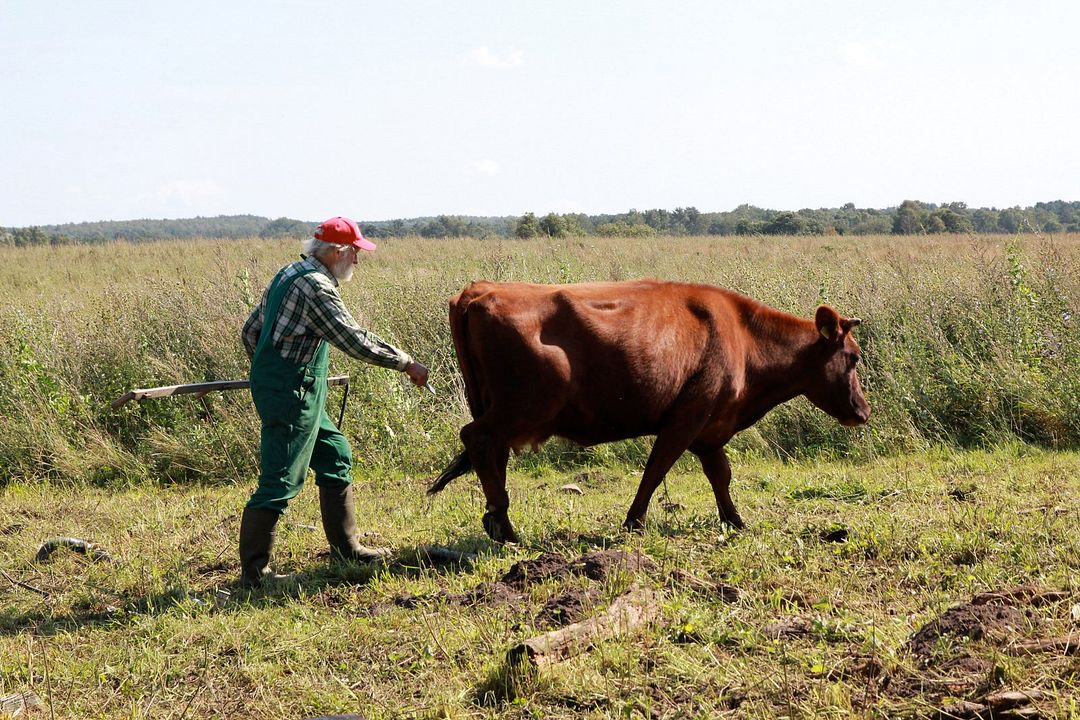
[0,233,1077,486]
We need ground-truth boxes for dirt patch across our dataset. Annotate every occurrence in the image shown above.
[369,549,656,620]
[577,549,656,580]
[763,616,814,639]
[908,603,1027,659]
[499,549,655,588]
[882,587,1070,702]
[501,552,574,588]
[534,586,602,629]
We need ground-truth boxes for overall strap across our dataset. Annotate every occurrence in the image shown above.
[253,266,320,360]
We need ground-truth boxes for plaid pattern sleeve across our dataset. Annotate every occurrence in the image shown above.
[247,257,412,369]
[299,273,412,370]
[241,298,265,360]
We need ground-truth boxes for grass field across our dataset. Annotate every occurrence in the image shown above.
[2,449,1079,718]
[1,233,1079,718]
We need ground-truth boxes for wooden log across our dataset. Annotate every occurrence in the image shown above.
[1008,635,1080,655]
[416,546,478,565]
[0,691,42,716]
[110,375,350,408]
[665,568,742,602]
[983,689,1049,709]
[935,690,1048,719]
[971,586,1070,607]
[34,537,115,564]
[506,583,660,667]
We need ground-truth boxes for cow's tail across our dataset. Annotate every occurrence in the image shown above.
[426,449,471,495]
[427,284,486,496]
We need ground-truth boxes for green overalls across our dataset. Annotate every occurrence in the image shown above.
[245,266,353,513]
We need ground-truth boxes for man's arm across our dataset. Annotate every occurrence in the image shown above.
[241,302,263,360]
[304,278,413,370]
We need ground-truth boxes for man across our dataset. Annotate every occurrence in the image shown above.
[239,215,428,588]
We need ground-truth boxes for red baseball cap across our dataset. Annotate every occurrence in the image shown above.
[315,216,376,251]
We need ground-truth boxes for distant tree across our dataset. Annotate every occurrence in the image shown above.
[514,212,541,239]
[260,217,311,239]
[13,226,49,246]
[893,200,927,234]
[928,206,973,233]
[595,221,656,237]
[972,209,1000,233]
[997,208,1024,233]
[762,212,803,235]
[538,213,569,238]
[926,214,946,233]
[734,219,762,236]
[671,206,707,235]
[643,209,670,232]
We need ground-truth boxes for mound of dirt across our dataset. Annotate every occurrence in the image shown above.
[371,549,657,622]
[908,603,1027,658]
[577,549,656,580]
[534,586,602,629]
[500,549,656,588]
[501,552,575,588]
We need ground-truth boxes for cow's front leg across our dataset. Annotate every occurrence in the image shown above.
[623,424,702,532]
[461,421,518,544]
[692,444,745,529]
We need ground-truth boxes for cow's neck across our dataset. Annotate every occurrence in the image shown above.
[736,307,818,430]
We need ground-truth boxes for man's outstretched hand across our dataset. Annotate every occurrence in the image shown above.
[404,360,429,388]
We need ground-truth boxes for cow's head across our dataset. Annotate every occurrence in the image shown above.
[803,305,871,427]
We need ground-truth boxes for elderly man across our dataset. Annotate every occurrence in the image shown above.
[239,216,428,588]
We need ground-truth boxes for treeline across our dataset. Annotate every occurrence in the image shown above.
[509,200,1080,239]
[3,200,1079,246]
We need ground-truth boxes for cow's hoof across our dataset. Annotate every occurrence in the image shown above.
[482,511,519,544]
[622,516,647,534]
[719,512,746,530]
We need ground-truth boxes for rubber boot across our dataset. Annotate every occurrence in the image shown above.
[319,484,391,563]
[238,506,290,588]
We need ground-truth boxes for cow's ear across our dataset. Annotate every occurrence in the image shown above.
[815,305,842,340]
[842,317,862,334]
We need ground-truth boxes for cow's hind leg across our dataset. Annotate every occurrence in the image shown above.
[691,444,745,529]
[460,419,518,544]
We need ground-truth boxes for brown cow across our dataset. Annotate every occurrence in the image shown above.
[428,279,870,543]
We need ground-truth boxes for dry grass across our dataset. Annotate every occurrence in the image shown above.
[0,233,1078,487]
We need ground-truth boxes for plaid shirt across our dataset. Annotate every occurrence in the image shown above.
[242,256,411,371]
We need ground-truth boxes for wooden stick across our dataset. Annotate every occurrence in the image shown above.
[110,375,350,408]
[0,569,48,596]
[1008,635,1080,655]
[507,583,661,667]
[416,546,478,565]
[0,690,42,716]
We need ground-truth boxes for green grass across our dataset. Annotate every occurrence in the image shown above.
[2,449,1078,718]
[0,233,1078,717]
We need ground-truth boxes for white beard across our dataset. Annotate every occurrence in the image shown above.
[331,254,355,282]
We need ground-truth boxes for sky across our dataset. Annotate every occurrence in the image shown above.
[2,0,1079,226]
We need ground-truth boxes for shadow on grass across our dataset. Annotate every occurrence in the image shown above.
[0,538,497,637]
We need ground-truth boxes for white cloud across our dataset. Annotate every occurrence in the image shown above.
[839,42,880,69]
[465,46,524,69]
[468,159,501,176]
[155,179,224,206]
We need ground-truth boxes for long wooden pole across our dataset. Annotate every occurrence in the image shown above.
[110,375,350,409]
